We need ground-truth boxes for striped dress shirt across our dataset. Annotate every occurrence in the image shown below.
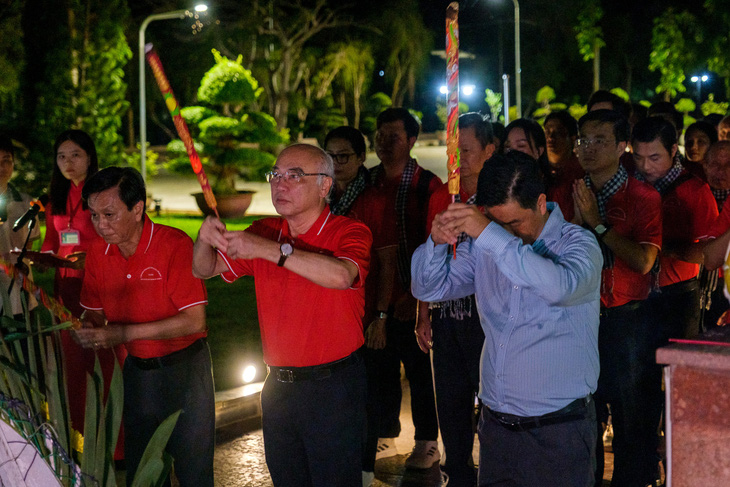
[411,203,602,417]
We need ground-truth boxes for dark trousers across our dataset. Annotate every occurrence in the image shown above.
[374,316,439,441]
[261,353,366,487]
[594,301,657,487]
[477,400,596,486]
[123,339,215,487]
[643,280,701,483]
[432,304,483,486]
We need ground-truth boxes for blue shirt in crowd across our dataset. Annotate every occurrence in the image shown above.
[411,203,602,417]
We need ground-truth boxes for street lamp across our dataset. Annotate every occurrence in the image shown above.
[488,0,521,118]
[511,0,521,119]
[690,74,708,104]
[139,4,207,183]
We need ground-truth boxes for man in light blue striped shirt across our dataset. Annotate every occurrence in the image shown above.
[412,150,602,486]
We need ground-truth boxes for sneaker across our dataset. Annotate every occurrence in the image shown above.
[404,440,441,469]
[440,471,450,486]
[375,437,398,460]
[362,470,375,487]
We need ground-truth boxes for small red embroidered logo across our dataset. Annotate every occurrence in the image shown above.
[140,267,162,280]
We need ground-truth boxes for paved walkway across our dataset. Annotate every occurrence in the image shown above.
[212,376,617,486]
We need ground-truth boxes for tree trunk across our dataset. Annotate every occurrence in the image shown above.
[593,42,600,92]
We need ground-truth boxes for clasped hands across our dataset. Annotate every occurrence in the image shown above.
[431,203,490,246]
[73,310,125,350]
[198,216,271,260]
[571,180,601,228]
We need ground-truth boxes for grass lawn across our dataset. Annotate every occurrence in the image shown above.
[33,212,265,392]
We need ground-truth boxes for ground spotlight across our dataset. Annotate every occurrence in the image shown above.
[242,365,257,384]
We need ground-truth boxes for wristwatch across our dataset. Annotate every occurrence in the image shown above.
[594,223,611,240]
[278,243,293,267]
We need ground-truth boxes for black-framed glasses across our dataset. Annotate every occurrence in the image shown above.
[265,170,330,184]
[326,152,357,164]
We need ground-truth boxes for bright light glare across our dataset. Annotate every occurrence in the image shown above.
[691,76,699,82]
[439,85,448,95]
[242,365,257,383]
[194,4,208,12]
[702,75,709,82]
[462,84,475,96]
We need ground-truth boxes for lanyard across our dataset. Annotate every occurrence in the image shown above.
[67,196,83,229]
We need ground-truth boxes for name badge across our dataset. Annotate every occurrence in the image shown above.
[60,228,80,246]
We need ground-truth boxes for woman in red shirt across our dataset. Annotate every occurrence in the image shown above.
[40,130,125,456]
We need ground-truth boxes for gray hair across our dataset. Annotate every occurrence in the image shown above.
[280,143,335,201]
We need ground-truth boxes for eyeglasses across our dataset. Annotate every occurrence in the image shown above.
[326,152,357,164]
[265,170,330,184]
[574,138,612,151]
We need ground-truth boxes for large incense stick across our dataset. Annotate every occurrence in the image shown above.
[145,44,219,218]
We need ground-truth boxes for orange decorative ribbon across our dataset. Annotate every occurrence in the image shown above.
[445,3,460,198]
[0,259,80,329]
[145,45,219,218]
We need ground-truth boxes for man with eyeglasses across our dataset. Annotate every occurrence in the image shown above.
[193,144,372,487]
[633,117,717,485]
[351,107,442,472]
[572,109,663,485]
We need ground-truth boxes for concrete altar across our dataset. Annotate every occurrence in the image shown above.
[656,328,730,486]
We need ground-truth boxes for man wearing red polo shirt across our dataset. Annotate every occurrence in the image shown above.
[572,109,662,485]
[193,144,372,487]
[633,116,718,484]
[72,167,213,487]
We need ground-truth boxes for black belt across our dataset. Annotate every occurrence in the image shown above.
[268,351,360,383]
[656,277,698,296]
[127,338,206,370]
[600,300,642,318]
[486,395,592,432]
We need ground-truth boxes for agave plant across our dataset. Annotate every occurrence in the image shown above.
[0,269,180,487]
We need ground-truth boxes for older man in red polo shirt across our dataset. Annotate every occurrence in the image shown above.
[193,143,372,487]
[72,167,213,487]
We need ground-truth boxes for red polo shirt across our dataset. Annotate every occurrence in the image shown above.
[426,184,472,234]
[546,154,584,223]
[601,177,662,308]
[350,164,441,306]
[709,197,730,237]
[659,174,718,287]
[218,207,372,367]
[80,217,208,359]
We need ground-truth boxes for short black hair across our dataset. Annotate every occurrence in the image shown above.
[0,135,14,157]
[588,90,630,119]
[631,116,677,154]
[704,113,724,129]
[476,150,545,209]
[459,112,494,148]
[376,107,420,139]
[578,109,631,142]
[544,111,578,138]
[685,121,718,145]
[82,167,146,211]
[324,126,367,156]
[648,101,684,133]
